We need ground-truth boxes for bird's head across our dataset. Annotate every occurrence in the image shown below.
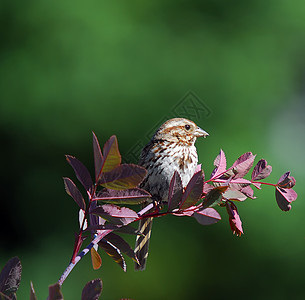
[153,118,209,146]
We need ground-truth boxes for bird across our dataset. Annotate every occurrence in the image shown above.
[134,118,209,270]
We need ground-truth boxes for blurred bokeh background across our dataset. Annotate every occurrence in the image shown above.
[1,0,305,299]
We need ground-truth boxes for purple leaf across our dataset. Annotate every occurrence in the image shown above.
[168,171,183,211]
[66,155,93,192]
[173,207,195,217]
[231,152,256,178]
[99,164,147,190]
[98,239,126,271]
[96,188,151,205]
[226,201,243,236]
[0,256,22,298]
[179,171,204,210]
[92,132,104,181]
[213,178,252,189]
[275,187,298,211]
[210,149,227,179]
[193,208,221,225]
[105,233,139,264]
[63,177,86,210]
[48,283,63,300]
[240,185,256,199]
[30,281,37,300]
[202,186,228,209]
[251,159,272,181]
[101,135,121,173]
[223,188,247,201]
[203,183,214,194]
[88,201,104,230]
[81,279,103,300]
[91,204,138,226]
[277,172,296,189]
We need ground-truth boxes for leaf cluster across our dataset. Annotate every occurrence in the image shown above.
[3,133,296,300]
[63,134,297,280]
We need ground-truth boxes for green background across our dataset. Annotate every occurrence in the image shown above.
[1,0,305,299]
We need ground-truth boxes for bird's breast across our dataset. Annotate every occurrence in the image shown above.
[140,141,198,200]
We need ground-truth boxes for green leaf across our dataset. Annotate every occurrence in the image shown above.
[101,135,121,173]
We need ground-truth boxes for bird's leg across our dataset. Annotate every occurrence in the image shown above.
[151,196,163,213]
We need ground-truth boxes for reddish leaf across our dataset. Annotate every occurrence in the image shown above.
[240,185,255,199]
[210,149,227,179]
[98,240,126,271]
[179,171,204,210]
[92,132,104,181]
[66,155,93,192]
[48,283,63,300]
[203,183,214,194]
[226,201,243,236]
[193,208,221,225]
[213,178,252,189]
[232,152,256,178]
[99,164,147,190]
[30,281,37,300]
[81,279,103,300]
[0,256,22,298]
[105,233,139,264]
[168,171,183,211]
[202,186,228,209]
[91,204,138,226]
[91,248,102,270]
[63,177,86,210]
[251,159,272,181]
[223,188,247,201]
[101,135,121,173]
[275,187,297,211]
[96,188,151,205]
[172,207,195,217]
[277,172,296,189]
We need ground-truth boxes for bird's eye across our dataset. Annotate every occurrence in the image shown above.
[185,124,191,130]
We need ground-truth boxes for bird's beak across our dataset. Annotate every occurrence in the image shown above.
[195,126,209,138]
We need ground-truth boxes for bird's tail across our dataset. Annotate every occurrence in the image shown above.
[134,217,153,271]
